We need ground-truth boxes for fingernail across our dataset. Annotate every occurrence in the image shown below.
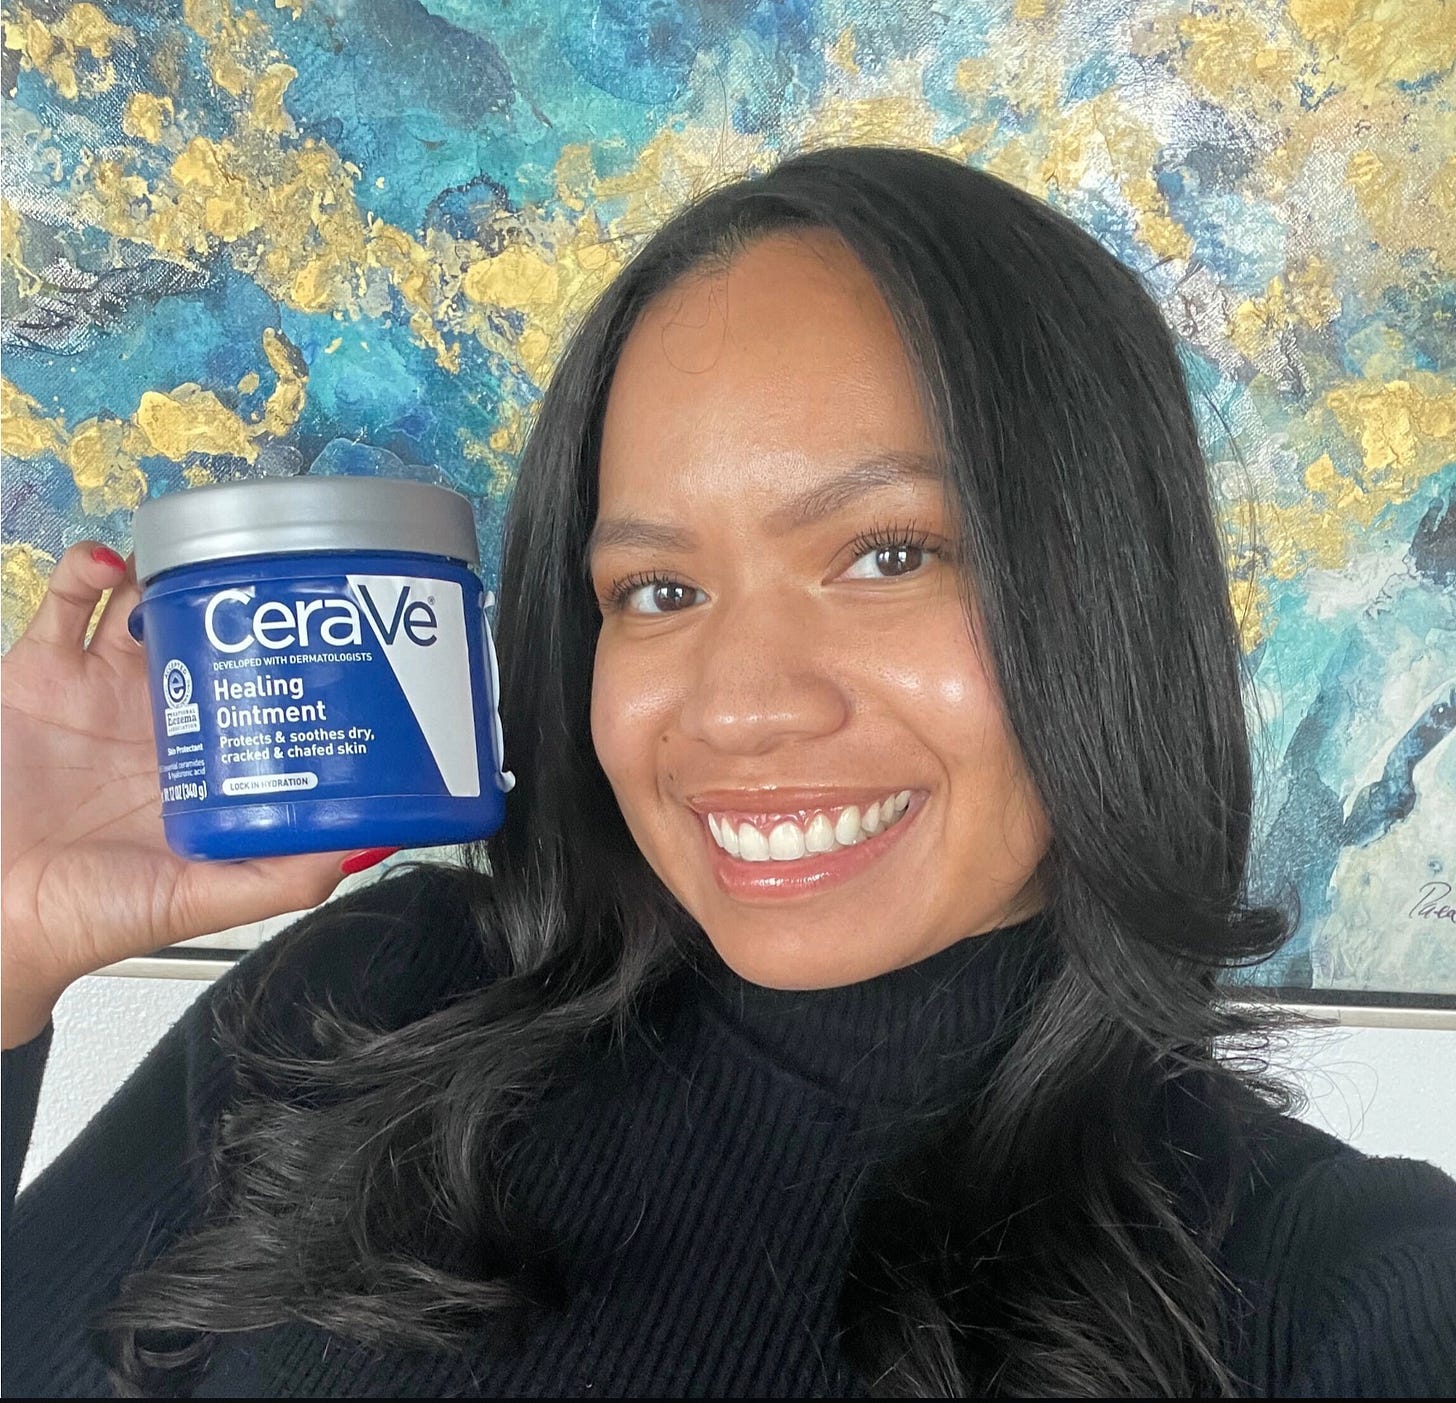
[340,846,400,875]
[92,545,126,572]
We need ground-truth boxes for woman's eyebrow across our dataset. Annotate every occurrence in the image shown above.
[764,450,943,533]
[587,451,943,560]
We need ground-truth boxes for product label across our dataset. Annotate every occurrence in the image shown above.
[161,659,201,737]
[143,571,503,815]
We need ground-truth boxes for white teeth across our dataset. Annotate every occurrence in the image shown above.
[768,821,806,860]
[804,812,836,853]
[737,823,770,861]
[706,792,914,862]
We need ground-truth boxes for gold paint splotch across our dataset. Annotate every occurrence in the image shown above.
[135,384,259,462]
[1175,9,1303,126]
[3,2,132,101]
[2,375,149,514]
[66,416,151,514]
[182,0,271,100]
[592,123,770,235]
[1325,373,1456,496]
[1226,571,1269,656]
[257,325,306,436]
[462,245,561,311]
[1216,379,1454,652]
[1229,256,1343,360]
[2,379,69,461]
[1289,0,1456,101]
[1,327,306,508]
[121,91,174,144]
[1,200,43,299]
[1,543,57,652]
[796,56,940,153]
[132,327,307,460]
[1227,372,1456,604]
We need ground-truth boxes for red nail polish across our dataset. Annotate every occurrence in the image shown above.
[340,846,401,875]
[91,545,126,572]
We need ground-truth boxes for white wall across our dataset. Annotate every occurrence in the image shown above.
[19,975,1456,1190]
[1277,1022,1456,1171]
[22,976,208,1186]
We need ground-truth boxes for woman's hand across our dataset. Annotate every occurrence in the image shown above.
[1,543,352,1049]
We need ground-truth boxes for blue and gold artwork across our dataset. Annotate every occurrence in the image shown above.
[2,1,1452,995]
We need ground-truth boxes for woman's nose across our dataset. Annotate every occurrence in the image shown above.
[677,596,850,756]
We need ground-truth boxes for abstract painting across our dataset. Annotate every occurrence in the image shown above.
[3,0,1452,997]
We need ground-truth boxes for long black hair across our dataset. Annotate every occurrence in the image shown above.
[105,145,1295,1396]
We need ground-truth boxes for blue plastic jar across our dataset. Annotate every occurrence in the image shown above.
[129,475,512,861]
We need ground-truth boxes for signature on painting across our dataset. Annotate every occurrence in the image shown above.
[1409,882,1456,924]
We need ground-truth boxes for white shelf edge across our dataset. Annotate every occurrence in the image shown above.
[94,956,241,981]
[94,957,1456,1030]
[1262,1002,1456,1030]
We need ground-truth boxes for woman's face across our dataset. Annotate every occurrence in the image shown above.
[588,231,1050,990]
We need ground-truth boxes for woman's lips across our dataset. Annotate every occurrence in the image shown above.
[701,791,926,901]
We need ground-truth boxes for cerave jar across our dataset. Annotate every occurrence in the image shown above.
[129,475,512,861]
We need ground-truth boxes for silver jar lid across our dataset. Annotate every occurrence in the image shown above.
[131,475,480,582]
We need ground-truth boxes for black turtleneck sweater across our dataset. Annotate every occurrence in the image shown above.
[4,869,1455,1397]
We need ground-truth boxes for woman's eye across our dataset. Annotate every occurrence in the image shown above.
[841,542,934,580]
[619,580,703,614]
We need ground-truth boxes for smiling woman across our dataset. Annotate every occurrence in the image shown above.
[588,232,1048,986]
[4,146,1455,1399]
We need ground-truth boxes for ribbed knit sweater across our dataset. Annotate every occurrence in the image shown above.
[5,869,1456,1397]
